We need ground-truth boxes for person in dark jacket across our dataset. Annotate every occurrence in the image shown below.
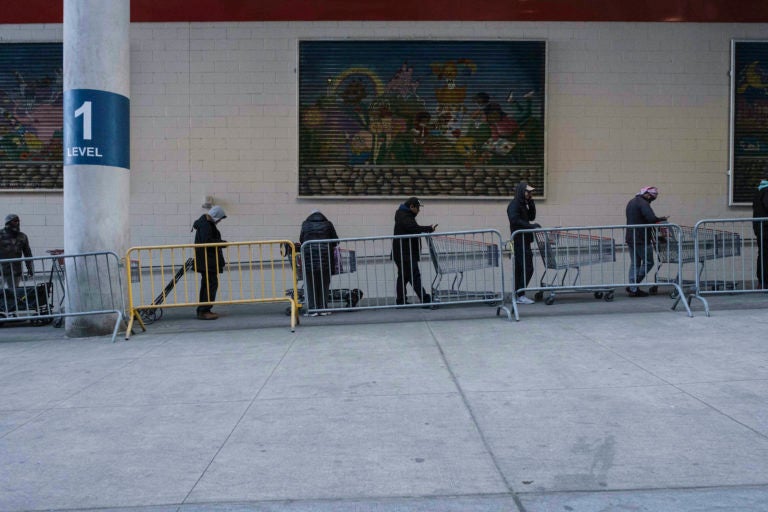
[752,171,768,288]
[0,214,34,289]
[299,210,339,316]
[192,206,227,320]
[625,186,667,297]
[393,197,437,306]
[507,182,540,304]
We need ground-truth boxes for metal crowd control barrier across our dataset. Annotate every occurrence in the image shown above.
[0,251,125,341]
[509,224,693,320]
[296,229,511,319]
[125,240,300,339]
[690,218,768,316]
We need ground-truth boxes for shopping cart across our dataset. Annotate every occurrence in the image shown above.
[283,242,362,315]
[652,225,741,297]
[0,280,53,326]
[426,235,501,304]
[139,258,195,324]
[533,230,616,305]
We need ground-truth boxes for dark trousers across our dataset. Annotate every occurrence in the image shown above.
[513,238,534,297]
[197,270,218,314]
[306,268,331,310]
[757,230,768,289]
[627,241,654,290]
[395,258,428,304]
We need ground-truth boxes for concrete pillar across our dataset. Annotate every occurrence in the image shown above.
[63,0,130,337]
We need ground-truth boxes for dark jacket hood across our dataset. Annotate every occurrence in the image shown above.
[514,182,530,200]
[192,214,210,231]
[305,211,329,223]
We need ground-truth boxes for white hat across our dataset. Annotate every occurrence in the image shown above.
[208,206,227,221]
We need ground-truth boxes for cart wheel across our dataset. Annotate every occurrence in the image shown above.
[545,296,556,306]
[285,306,292,316]
[649,286,658,295]
[594,292,604,299]
[534,291,544,301]
[604,291,614,302]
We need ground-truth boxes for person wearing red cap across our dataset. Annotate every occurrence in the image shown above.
[625,187,667,297]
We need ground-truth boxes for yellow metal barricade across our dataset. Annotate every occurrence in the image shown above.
[125,240,300,339]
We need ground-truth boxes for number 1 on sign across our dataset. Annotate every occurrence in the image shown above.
[74,101,92,141]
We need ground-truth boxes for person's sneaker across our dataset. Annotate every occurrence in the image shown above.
[308,312,320,317]
[196,311,219,320]
[319,312,332,316]
[626,288,649,297]
[515,295,535,304]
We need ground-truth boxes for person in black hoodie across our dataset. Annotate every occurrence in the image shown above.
[393,197,437,306]
[625,186,667,297]
[753,171,768,288]
[507,181,540,304]
[192,206,227,320]
[299,210,339,315]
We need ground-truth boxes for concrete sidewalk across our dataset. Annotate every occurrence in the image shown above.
[1,294,768,511]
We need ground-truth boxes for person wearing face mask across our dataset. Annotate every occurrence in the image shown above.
[0,214,34,289]
[625,186,668,297]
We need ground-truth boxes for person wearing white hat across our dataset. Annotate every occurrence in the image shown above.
[192,206,228,319]
[625,186,668,297]
[507,182,540,304]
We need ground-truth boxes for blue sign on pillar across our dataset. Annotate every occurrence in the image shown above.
[64,89,130,169]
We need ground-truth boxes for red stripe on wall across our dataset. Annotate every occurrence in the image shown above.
[3,0,767,24]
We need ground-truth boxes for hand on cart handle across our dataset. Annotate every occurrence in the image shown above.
[431,224,438,232]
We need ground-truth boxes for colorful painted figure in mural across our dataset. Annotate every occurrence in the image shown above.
[385,62,420,99]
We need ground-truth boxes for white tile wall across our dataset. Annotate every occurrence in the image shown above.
[1,21,765,257]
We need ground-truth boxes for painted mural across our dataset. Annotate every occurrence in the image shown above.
[298,41,546,198]
[732,41,768,204]
[0,43,63,190]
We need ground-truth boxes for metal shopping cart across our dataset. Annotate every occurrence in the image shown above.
[426,235,502,305]
[282,242,362,315]
[533,230,616,305]
[652,225,741,297]
[139,258,195,324]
